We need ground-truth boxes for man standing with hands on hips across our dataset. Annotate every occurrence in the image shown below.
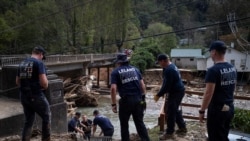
[199,40,237,141]
[110,53,150,141]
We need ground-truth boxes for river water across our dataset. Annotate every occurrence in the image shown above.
[77,94,164,140]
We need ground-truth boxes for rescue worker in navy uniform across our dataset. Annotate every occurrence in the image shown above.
[110,53,150,141]
[68,112,85,136]
[92,110,114,137]
[199,40,237,141]
[16,46,51,141]
[154,54,187,140]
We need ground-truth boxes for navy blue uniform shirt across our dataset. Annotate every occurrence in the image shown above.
[157,63,185,97]
[205,62,237,105]
[111,65,142,97]
[17,57,47,96]
[93,115,114,131]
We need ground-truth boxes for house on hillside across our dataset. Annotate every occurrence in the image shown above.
[171,47,250,83]
[170,49,203,69]
[171,48,250,73]
[197,48,250,73]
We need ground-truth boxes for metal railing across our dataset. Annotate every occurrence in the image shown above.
[0,54,116,68]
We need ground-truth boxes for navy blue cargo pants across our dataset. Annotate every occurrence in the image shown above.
[20,92,51,141]
[119,95,150,141]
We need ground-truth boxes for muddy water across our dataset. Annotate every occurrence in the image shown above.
[77,94,164,140]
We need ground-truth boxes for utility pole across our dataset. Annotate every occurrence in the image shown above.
[227,12,249,51]
[227,13,249,74]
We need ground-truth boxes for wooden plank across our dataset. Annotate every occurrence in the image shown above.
[146,85,160,88]
[185,90,250,101]
[185,90,203,96]
[234,95,250,100]
[66,101,75,105]
[182,115,206,120]
[181,103,200,108]
[94,89,110,95]
[158,100,166,131]
[182,115,200,120]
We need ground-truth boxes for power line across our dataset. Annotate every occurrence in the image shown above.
[7,15,247,52]
[81,16,250,49]
[1,0,249,53]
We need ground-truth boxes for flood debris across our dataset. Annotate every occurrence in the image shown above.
[63,75,101,117]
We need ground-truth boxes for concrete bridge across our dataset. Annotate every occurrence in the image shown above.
[0,53,117,97]
[0,53,116,137]
[0,53,116,72]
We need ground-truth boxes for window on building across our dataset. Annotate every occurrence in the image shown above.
[230,60,235,66]
[190,58,194,61]
[240,59,246,67]
[177,58,180,61]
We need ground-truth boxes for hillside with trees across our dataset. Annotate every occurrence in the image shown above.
[0,0,249,57]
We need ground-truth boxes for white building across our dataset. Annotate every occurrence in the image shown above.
[171,48,250,73]
[171,47,250,83]
[170,49,203,69]
[199,48,250,72]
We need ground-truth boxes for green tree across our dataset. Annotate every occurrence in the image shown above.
[122,21,141,50]
[0,17,16,54]
[143,22,176,54]
[130,38,163,73]
[11,1,67,53]
[130,49,154,74]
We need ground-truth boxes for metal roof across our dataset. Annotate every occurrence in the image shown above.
[170,49,203,58]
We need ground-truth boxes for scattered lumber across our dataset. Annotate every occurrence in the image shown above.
[63,75,100,117]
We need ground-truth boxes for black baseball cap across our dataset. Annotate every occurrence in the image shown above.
[209,40,227,51]
[155,54,169,64]
[33,46,46,60]
[113,53,128,63]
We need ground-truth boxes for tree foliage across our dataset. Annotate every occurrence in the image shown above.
[143,22,176,54]
[130,38,163,73]
[231,108,250,133]
[0,0,249,54]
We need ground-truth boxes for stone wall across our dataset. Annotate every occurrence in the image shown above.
[0,65,19,99]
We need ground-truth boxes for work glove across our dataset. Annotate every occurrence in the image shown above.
[140,94,146,112]
[154,95,160,102]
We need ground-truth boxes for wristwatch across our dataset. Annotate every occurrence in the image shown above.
[199,110,205,114]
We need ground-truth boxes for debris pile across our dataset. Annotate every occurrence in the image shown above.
[63,76,100,116]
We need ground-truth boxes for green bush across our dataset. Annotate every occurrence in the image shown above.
[130,38,164,73]
[130,58,147,74]
[231,108,250,133]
